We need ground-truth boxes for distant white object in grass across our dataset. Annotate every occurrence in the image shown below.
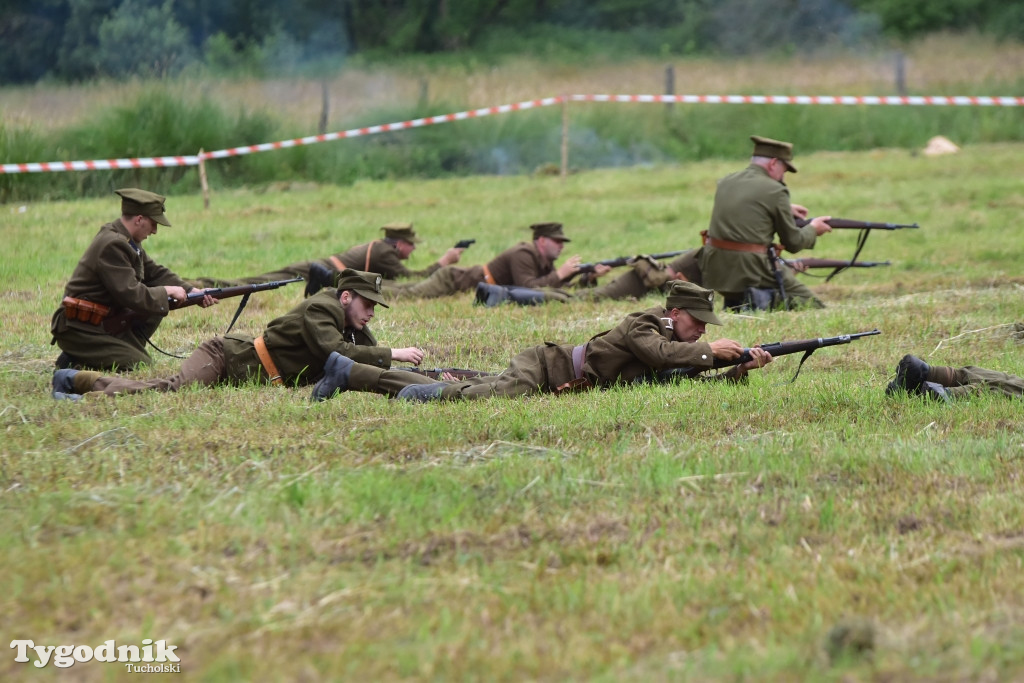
[923,135,960,156]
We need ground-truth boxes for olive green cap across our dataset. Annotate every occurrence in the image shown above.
[335,269,389,308]
[115,188,171,226]
[381,222,420,243]
[530,222,570,242]
[665,280,722,325]
[750,135,797,173]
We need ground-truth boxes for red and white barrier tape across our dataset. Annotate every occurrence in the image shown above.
[202,96,560,160]
[572,94,1024,106]
[2,155,201,174]
[3,93,1021,174]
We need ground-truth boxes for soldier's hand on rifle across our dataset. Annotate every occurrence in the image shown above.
[438,247,464,267]
[165,286,190,303]
[392,347,425,365]
[786,259,809,274]
[591,263,612,277]
[709,338,746,360]
[556,255,582,280]
[810,215,833,236]
[440,371,458,381]
[791,203,809,220]
[737,347,773,374]
[189,288,219,307]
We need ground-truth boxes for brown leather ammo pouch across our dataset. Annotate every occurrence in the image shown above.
[62,297,111,325]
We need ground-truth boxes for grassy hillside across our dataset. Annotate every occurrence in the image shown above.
[1,143,1023,679]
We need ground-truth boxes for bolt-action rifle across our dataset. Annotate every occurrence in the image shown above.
[573,250,688,276]
[794,217,918,282]
[657,329,881,383]
[394,367,493,380]
[103,277,304,335]
[795,217,919,230]
[786,257,891,270]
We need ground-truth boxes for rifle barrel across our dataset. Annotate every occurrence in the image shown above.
[713,329,881,368]
[796,217,919,230]
[791,258,891,269]
[181,277,304,307]
[577,250,688,273]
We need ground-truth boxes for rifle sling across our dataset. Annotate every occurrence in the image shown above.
[254,335,284,386]
[329,255,345,271]
[481,263,497,285]
[786,348,816,383]
[224,292,251,334]
[826,229,871,283]
[364,240,378,271]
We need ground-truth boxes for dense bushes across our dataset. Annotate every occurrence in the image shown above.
[1,0,1021,85]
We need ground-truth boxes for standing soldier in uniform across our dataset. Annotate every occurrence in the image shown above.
[387,222,611,302]
[187,222,465,297]
[698,135,833,310]
[308,281,772,402]
[50,188,217,372]
[51,270,438,400]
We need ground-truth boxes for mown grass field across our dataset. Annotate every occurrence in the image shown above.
[2,141,1023,680]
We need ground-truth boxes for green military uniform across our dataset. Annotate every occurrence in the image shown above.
[63,272,436,398]
[387,223,575,299]
[928,365,1024,399]
[576,249,704,301]
[51,189,191,371]
[698,136,823,309]
[189,223,442,288]
[338,282,748,400]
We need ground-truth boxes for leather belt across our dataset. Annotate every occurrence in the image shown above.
[555,343,593,394]
[571,343,588,379]
[62,296,111,325]
[706,236,769,254]
[253,335,283,386]
[329,256,345,271]
[481,263,497,285]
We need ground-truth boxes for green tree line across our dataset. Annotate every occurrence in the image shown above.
[1,0,1021,84]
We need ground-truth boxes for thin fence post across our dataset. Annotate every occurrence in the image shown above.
[560,94,569,180]
[418,79,429,107]
[198,149,210,210]
[665,64,675,114]
[895,51,906,97]
[319,81,330,135]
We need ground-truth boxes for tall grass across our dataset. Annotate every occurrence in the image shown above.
[3,88,1022,204]
[0,32,1022,203]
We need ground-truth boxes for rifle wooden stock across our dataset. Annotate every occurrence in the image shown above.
[659,329,881,381]
[577,250,688,274]
[102,277,303,334]
[789,258,891,269]
[394,367,493,380]
[796,217,919,230]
